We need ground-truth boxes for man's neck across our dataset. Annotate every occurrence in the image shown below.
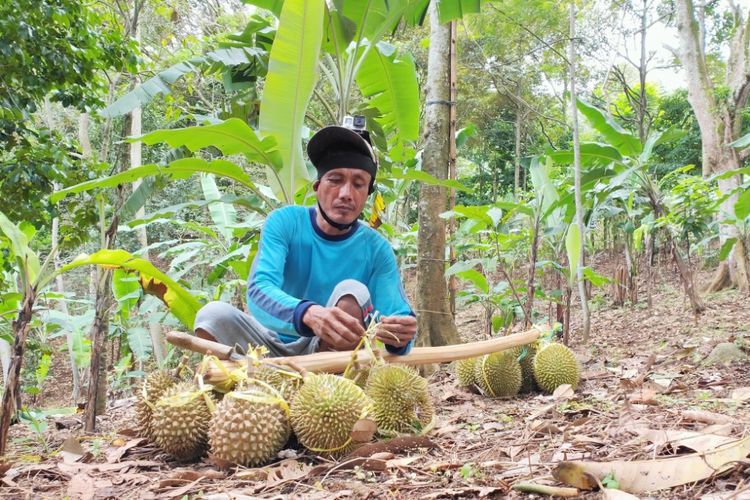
[315,206,353,236]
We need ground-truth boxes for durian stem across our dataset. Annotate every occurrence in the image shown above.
[199,326,546,384]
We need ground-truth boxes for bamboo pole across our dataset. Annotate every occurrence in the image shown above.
[191,325,546,385]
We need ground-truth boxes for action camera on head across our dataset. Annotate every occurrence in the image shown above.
[342,114,367,132]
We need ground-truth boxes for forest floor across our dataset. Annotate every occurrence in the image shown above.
[1,268,749,499]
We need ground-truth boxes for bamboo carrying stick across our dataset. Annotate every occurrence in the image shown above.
[178,325,547,385]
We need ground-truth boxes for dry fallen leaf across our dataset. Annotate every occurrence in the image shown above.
[681,410,734,425]
[553,384,575,399]
[67,473,95,500]
[106,437,147,463]
[730,387,750,402]
[60,437,86,464]
[602,488,641,499]
[632,427,738,454]
[350,418,377,443]
[554,434,750,494]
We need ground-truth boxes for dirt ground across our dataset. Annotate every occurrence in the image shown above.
[1,268,749,499]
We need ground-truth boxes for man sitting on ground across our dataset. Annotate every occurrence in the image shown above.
[194,120,417,357]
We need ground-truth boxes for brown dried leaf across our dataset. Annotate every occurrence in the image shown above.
[682,410,734,425]
[170,468,225,481]
[602,488,641,499]
[106,437,148,463]
[730,387,750,402]
[633,427,738,454]
[350,418,377,443]
[553,384,575,399]
[347,436,437,458]
[554,435,750,494]
[67,473,95,500]
[156,477,203,499]
[386,455,422,468]
[60,437,86,464]
[262,459,313,490]
[529,420,561,436]
[421,486,506,499]
[628,385,658,405]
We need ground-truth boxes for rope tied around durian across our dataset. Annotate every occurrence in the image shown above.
[198,354,248,393]
[479,354,497,398]
[156,384,216,413]
[342,311,402,381]
[225,379,291,418]
[303,403,373,454]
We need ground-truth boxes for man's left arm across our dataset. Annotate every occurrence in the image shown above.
[369,241,417,355]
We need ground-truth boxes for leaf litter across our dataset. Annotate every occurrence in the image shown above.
[1,274,749,498]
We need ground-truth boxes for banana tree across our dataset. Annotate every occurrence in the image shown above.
[0,211,201,453]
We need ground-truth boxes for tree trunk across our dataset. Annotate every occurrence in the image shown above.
[669,235,706,314]
[646,232,654,309]
[85,267,114,432]
[416,3,461,366]
[447,20,458,317]
[513,85,523,199]
[569,2,591,342]
[675,0,750,292]
[52,215,82,402]
[0,288,35,455]
[525,208,541,327]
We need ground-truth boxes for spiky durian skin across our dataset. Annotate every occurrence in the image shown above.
[209,387,290,467]
[365,365,433,434]
[152,382,215,461]
[454,358,478,388]
[511,343,539,393]
[474,351,522,398]
[136,370,178,441]
[245,364,303,402]
[533,343,580,393]
[290,374,371,456]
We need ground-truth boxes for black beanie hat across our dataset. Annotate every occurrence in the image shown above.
[307,126,377,186]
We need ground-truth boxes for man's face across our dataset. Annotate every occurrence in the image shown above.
[316,168,371,226]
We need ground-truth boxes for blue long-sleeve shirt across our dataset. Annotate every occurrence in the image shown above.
[246,205,415,354]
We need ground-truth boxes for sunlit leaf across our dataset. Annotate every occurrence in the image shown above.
[456,269,489,294]
[566,223,581,287]
[259,0,324,202]
[0,211,41,284]
[356,41,420,142]
[59,250,202,330]
[719,238,737,261]
[577,99,642,158]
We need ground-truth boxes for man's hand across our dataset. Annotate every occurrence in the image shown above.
[303,305,365,351]
[375,315,417,349]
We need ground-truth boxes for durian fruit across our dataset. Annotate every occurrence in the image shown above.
[453,357,478,388]
[246,363,304,402]
[365,364,433,435]
[209,383,291,467]
[290,374,372,456]
[533,342,580,393]
[152,382,216,461]
[474,351,522,398]
[511,343,539,393]
[136,370,178,441]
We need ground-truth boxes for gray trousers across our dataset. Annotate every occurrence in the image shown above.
[194,279,372,357]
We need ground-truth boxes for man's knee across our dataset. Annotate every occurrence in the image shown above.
[329,279,370,308]
[194,301,237,335]
[335,294,365,323]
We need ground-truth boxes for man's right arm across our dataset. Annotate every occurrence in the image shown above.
[246,210,314,338]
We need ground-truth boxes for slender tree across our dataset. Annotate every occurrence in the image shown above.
[416,2,461,358]
[570,1,591,341]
